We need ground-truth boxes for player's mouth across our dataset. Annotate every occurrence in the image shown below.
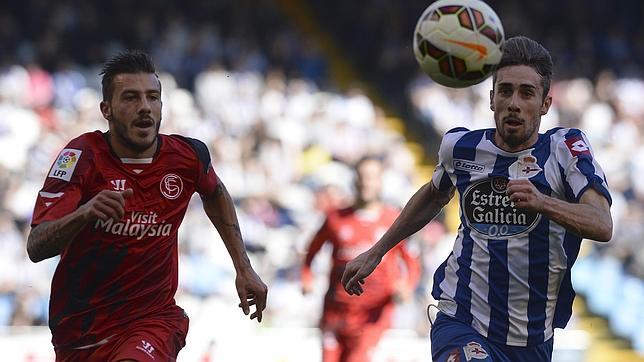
[503,117,523,127]
[133,118,155,131]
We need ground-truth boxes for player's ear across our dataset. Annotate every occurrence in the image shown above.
[489,89,495,111]
[100,101,111,120]
[540,95,552,116]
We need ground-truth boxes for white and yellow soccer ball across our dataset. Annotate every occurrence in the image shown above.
[413,0,505,88]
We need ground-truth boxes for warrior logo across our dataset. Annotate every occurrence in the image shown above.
[463,177,540,238]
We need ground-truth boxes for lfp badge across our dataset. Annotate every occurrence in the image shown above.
[49,149,82,181]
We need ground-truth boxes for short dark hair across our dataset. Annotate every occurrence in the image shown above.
[354,155,384,170]
[100,50,158,101]
[493,36,553,99]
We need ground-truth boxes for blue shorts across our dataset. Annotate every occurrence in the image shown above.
[430,312,553,362]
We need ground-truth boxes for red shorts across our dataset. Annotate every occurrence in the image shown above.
[55,306,189,362]
[320,302,395,362]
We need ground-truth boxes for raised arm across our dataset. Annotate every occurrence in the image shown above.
[342,181,455,295]
[507,180,612,241]
[27,189,133,262]
[201,180,268,322]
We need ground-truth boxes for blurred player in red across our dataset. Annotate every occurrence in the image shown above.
[302,156,421,362]
[27,51,268,361]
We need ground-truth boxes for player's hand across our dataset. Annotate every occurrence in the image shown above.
[79,189,134,222]
[341,249,382,296]
[236,267,268,323]
[506,179,544,212]
[301,268,313,295]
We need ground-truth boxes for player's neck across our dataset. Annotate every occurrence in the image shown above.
[354,199,383,212]
[106,132,159,159]
[493,132,539,153]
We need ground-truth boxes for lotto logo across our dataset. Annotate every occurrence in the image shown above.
[565,135,591,157]
[454,159,485,173]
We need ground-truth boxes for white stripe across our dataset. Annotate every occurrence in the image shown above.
[120,157,153,164]
[39,191,64,198]
[544,222,567,342]
[505,235,530,346]
[72,334,117,350]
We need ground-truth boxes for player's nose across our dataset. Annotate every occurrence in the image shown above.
[507,92,521,112]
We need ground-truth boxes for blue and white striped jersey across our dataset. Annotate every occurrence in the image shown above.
[430,127,611,347]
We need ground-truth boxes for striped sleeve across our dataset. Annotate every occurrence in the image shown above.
[555,128,611,204]
[431,128,468,191]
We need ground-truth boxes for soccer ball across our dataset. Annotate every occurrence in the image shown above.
[413,0,504,88]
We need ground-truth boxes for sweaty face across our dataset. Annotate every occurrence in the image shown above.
[101,73,162,157]
[355,159,383,204]
[490,65,551,152]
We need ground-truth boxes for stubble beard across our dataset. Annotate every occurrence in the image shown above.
[112,115,160,153]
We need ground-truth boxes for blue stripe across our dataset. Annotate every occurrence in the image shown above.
[438,164,454,191]
[487,237,509,342]
[553,232,583,328]
[447,127,470,134]
[453,228,474,324]
[450,130,484,323]
[558,164,576,201]
[526,133,554,345]
[431,253,451,300]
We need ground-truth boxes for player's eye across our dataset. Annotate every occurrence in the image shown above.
[521,89,535,97]
[498,88,513,96]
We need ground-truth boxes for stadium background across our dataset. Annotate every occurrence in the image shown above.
[0,0,643,360]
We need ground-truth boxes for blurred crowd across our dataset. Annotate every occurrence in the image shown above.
[1,0,643,356]
[309,0,644,130]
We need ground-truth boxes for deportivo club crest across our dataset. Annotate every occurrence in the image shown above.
[463,177,540,238]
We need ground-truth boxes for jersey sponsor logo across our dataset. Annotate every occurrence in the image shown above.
[49,149,82,181]
[453,159,485,173]
[462,177,541,238]
[110,179,126,191]
[463,341,488,360]
[160,173,183,199]
[93,211,172,240]
[564,135,591,157]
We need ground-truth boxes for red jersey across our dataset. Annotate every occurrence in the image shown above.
[302,206,420,309]
[31,131,218,349]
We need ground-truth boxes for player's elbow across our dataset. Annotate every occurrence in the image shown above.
[596,223,613,242]
[591,217,613,242]
[26,236,48,263]
[26,246,44,263]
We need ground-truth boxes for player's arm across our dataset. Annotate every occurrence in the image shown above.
[301,222,331,294]
[506,180,612,241]
[201,180,268,322]
[395,242,422,301]
[342,182,455,295]
[27,189,133,262]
